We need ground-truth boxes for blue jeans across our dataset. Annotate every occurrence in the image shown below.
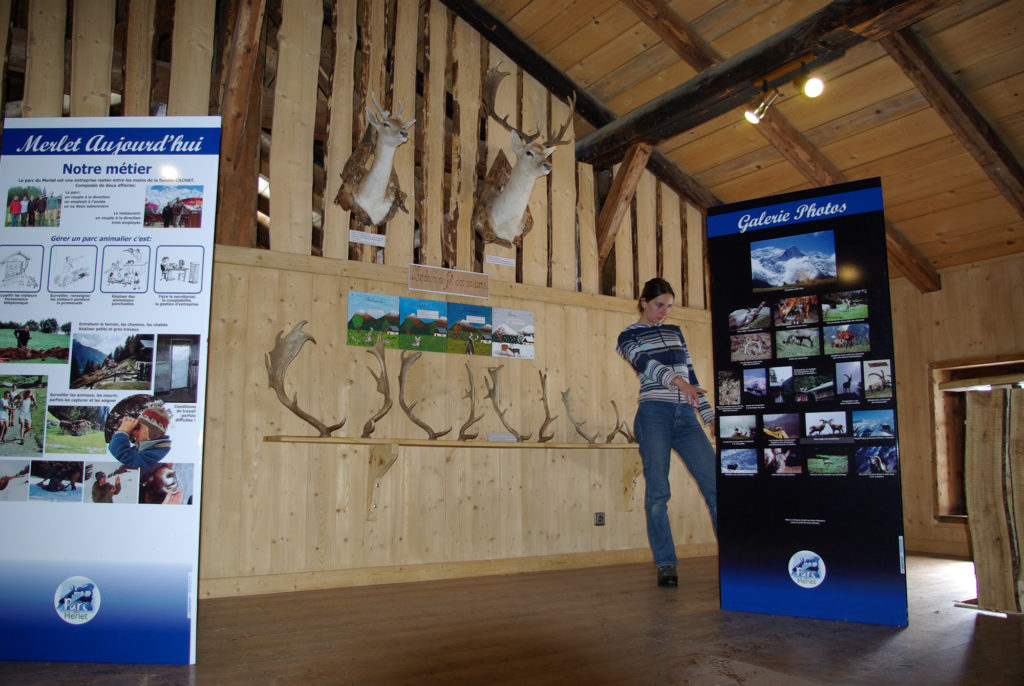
[634,400,718,568]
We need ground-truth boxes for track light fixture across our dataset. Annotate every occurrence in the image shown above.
[793,64,824,98]
[744,86,779,125]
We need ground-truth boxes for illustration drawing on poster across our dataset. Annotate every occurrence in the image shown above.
[707,178,908,626]
[0,117,219,664]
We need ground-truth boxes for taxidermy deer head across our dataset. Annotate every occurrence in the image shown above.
[472,63,575,248]
[334,92,416,226]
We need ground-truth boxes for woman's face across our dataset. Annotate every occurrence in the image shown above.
[640,292,674,325]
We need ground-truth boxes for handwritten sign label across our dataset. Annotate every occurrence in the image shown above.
[408,263,489,299]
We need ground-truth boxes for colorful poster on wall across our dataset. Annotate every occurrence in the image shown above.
[0,116,220,664]
[491,307,534,359]
[398,296,447,352]
[446,302,492,355]
[347,291,399,348]
[707,178,907,626]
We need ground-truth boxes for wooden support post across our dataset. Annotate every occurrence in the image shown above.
[596,142,653,265]
[366,442,400,521]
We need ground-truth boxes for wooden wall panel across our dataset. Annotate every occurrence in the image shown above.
[70,0,115,117]
[577,163,599,294]
[386,0,418,267]
[483,46,517,281]
[661,182,683,289]
[451,18,481,271]
[521,73,548,287]
[201,247,717,597]
[685,202,705,309]
[634,170,657,286]
[22,0,66,117]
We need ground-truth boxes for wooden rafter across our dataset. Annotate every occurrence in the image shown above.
[622,0,941,292]
[596,142,653,264]
[880,27,1024,221]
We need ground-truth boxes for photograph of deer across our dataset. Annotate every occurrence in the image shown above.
[472,63,575,248]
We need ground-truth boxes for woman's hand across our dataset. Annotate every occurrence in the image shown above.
[671,377,706,406]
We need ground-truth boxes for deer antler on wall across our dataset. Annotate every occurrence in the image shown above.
[472,62,576,248]
[398,350,452,440]
[484,364,532,442]
[459,363,486,440]
[605,400,636,443]
[361,333,392,438]
[265,321,346,437]
[334,91,416,227]
[561,388,596,444]
[537,370,558,443]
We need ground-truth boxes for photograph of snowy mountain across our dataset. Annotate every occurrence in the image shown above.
[749,230,837,291]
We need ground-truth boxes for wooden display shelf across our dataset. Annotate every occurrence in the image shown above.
[263,435,641,520]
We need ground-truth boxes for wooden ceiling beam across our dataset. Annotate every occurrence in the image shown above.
[880,27,1024,221]
[577,0,918,166]
[596,142,653,264]
[622,0,941,292]
[436,0,718,209]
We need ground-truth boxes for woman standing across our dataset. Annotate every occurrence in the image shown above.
[616,278,718,587]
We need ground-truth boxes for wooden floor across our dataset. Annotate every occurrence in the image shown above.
[3,555,1023,685]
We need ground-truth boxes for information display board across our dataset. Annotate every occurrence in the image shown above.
[0,116,220,663]
[707,178,908,626]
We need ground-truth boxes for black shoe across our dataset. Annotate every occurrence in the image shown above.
[657,565,678,587]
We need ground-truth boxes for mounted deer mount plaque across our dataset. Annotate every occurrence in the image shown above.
[334,92,416,227]
[472,63,576,248]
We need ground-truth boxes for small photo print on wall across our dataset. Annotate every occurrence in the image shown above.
[447,302,492,355]
[727,300,770,330]
[749,230,837,293]
[762,413,799,441]
[139,462,193,505]
[154,335,201,404]
[70,333,153,391]
[1,375,46,455]
[154,246,204,294]
[721,448,758,475]
[145,184,204,228]
[852,409,896,438]
[0,244,44,292]
[717,370,741,407]
[101,245,149,293]
[48,244,96,292]
[730,332,771,362]
[6,187,61,227]
[44,406,109,454]
[29,460,84,502]
[765,447,801,475]
[855,444,899,476]
[0,319,70,365]
[84,460,139,504]
[863,359,893,400]
[492,308,534,359]
[0,461,30,501]
[821,289,868,322]
[719,414,757,442]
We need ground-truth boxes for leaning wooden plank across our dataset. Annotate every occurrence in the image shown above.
[168,0,215,115]
[216,0,266,249]
[321,0,358,259]
[23,0,66,118]
[70,0,115,117]
[269,0,322,254]
[123,0,156,116]
[964,390,1017,613]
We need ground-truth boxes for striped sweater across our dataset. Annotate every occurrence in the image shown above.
[616,322,714,424]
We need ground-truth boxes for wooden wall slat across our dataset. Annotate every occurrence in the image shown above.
[577,162,599,294]
[167,0,215,115]
[321,0,358,259]
[384,0,418,267]
[685,202,705,309]
[521,73,548,287]
[268,0,322,254]
[123,0,156,116]
[661,182,683,289]
[612,164,634,299]
[483,46,517,281]
[451,18,481,272]
[550,94,576,291]
[22,0,66,118]
[70,0,114,117]
[0,0,10,98]
[419,0,449,267]
[634,170,657,286]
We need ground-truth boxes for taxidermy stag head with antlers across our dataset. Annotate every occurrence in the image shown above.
[334,92,416,227]
[473,63,576,248]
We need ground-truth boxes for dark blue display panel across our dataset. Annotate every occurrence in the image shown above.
[707,178,907,627]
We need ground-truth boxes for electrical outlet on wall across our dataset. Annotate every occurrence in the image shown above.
[594,512,605,526]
